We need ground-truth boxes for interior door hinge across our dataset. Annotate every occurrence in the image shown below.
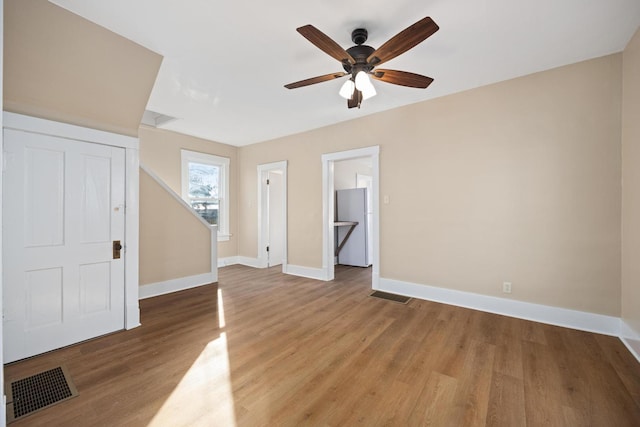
[266,179,270,185]
[266,246,269,252]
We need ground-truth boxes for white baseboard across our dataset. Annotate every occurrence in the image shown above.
[284,264,327,281]
[218,256,239,267]
[221,256,293,270]
[378,277,621,337]
[237,256,262,268]
[218,258,325,281]
[139,272,217,299]
[620,320,640,363]
[219,256,268,269]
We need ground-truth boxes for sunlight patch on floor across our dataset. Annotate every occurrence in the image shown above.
[147,333,236,426]
[147,290,236,427]
[218,288,226,328]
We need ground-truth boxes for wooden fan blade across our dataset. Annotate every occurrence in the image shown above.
[284,72,347,89]
[367,17,439,66]
[297,25,355,65]
[371,69,434,88]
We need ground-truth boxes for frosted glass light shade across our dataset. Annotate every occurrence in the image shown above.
[339,79,355,99]
[355,71,369,89]
[355,71,376,100]
[360,83,376,100]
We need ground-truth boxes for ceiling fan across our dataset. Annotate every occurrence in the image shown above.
[284,16,439,109]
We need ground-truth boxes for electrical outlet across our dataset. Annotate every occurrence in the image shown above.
[503,282,512,294]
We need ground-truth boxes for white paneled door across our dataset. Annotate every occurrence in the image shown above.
[3,129,126,363]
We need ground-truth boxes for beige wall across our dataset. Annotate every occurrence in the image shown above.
[139,126,238,259]
[139,170,211,285]
[3,0,161,137]
[239,54,623,316]
[622,28,640,334]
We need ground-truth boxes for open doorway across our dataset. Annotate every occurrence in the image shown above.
[334,159,373,267]
[321,146,379,288]
[257,161,288,270]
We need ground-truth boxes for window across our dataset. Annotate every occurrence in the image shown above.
[181,150,230,241]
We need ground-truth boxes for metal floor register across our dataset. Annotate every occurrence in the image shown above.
[5,366,78,423]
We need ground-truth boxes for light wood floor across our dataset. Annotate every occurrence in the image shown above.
[5,265,640,426]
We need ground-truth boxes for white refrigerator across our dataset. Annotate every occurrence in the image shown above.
[336,188,370,267]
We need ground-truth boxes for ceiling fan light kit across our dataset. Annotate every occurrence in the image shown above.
[285,16,439,109]
[339,79,355,99]
[355,71,376,100]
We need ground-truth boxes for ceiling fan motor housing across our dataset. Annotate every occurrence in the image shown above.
[344,44,376,74]
[351,28,368,45]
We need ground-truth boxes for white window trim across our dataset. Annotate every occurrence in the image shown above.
[181,149,230,241]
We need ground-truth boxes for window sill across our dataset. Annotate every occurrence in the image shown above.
[217,233,231,242]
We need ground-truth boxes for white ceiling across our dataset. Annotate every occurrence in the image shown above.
[50,0,640,146]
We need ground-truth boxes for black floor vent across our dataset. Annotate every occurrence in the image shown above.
[369,291,412,304]
[6,366,78,423]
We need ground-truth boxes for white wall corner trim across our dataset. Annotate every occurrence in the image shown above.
[284,264,328,281]
[378,277,621,337]
[139,272,217,300]
[620,321,640,363]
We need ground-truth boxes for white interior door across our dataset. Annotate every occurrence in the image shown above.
[267,171,284,267]
[3,128,126,363]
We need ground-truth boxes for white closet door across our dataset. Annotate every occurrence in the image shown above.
[267,171,284,267]
[3,128,126,363]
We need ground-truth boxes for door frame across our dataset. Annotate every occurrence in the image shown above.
[1,3,5,418]
[2,112,141,330]
[257,161,288,270]
[321,146,380,287]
